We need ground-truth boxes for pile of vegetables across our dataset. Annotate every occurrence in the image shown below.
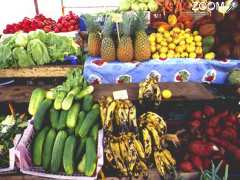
[28,68,100,176]
[0,105,28,168]
[3,12,79,34]
[119,0,159,12]
[178,105,240,173]
[0,30,81,69]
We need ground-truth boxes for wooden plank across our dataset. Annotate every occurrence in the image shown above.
[0,65,81,78]
[93,82,216,101]
[0,83,216,103]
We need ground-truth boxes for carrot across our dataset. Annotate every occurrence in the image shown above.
[210,137,240,161]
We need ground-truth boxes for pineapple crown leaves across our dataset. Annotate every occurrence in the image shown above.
[133,10,148,32]
[83,14,101,33]
[102,16,114,37]
[119,14,133,37]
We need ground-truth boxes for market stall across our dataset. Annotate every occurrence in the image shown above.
[0,0,240,179]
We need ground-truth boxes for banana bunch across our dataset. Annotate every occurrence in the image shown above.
[99,97,138,133]
[104,132,148,177]
[138,74,162,106]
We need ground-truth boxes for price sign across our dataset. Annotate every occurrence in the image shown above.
[113,89,128,100]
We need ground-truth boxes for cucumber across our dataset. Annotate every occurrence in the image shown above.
[82,79,88,89]
[28,88,46,116]
[63,136,76,175]
[50,108,59,129]
[56,110,68,130]
[46,89,57,100]
[78,154,86,174]
[66,103,81,129]
[42,128,56,170]
[78,108,99,138]
[33,127,50,166]
[75,111,86,136]
[76,138,87,162]
[62,87,81,111]
[90,124,98,141]
[75,86,94,100]
[92,104,100,110]
[84,137,97,176]
[82,95,93,112]
[54,91,67,110]
[34,99,53,131]
[50,130,68,173]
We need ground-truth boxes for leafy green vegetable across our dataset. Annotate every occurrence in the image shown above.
[27,39,51,65]
[13,47,35,67]
[14,32,28,47]
[0,45,16,69]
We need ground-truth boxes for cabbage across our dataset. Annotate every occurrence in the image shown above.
[119,0,131,11]
[28,30,48,43]
[131,3,140,11]
[14,32,28,47]
[0,45,16,69]
[148,0,159,12]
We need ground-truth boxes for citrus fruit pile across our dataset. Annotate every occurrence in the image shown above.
[149,27,215,60]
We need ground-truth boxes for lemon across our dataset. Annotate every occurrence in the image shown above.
[176,46,184,53]
[179,40,186,46]
[152,53,160,59]
[193,31,199,35]
[167,37,173,42]
[151,46,157,53]
[159,53,167,59]
[190,42,196,47]
[173,39,180,45]
[160,41,168,46]
[150,41,156,47]
[180,45,186,51]
[181,52,188,58]
[194,35,202,42]
[185,28,191,33]
[158,27,165,33]
[189,52,197,58]
[160,46,168,53]
[175,53,181,58]
[167,53,174,58]
[156,44,161,50]
[184,33,191,39]
[149,35,156,42]
[205,52,215,60]
[162,89,173,99]
[173,27,181,33]
[187,45,195,53]
[196,47,203,55]
[196,41,202,47]
[168,43,176,50]
[164,32,171,38]
[186,37,194,43]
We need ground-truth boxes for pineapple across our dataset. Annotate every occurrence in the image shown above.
[84,15,101,56]
[117,14,134,62]
[134,11,151,61]
[101,17,116,61]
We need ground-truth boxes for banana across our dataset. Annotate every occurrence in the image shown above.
[142,128,152,158]
[118,135,129,165]
[154,150,166,177]
[132,136,145,159]
[158,150,172,170]
[109,139,128,176]
[146,124,161,150]
[105,100,116,132]
[117,101,129,133]
[162,149,176,166]
[127,101,139,132]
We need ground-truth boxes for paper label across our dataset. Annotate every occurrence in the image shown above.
[113,90,128,100]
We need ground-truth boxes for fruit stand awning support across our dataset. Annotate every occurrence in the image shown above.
[34,0,39,15]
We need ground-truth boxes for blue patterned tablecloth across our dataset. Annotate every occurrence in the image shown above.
[83,56,240,84]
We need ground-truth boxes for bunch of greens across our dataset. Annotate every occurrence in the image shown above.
[0,105,28,167]
[0,30,82,69]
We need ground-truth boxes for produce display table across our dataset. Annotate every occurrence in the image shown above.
[83,56,240,84]
[0,83,216,103]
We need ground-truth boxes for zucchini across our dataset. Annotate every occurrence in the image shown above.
[62,87,81,111]
[75,111,86,136]
[54,91,67,110]
[34,99,53,131]
[50,108,59,129]
[66,103,81,129]
[63,136,76,175]
[82,95,93,112]
[42,128,56,170]
[90,124,98,141]
[28,88,46,116]
[84,137,97,176]
[78,108,99,138]
[82,79,88,89]
[50,130,68,173]
[33,127,50,166]
[75,86,94,100]
[56,110,68,130]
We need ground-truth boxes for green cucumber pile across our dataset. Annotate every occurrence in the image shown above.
[28,68,99,176]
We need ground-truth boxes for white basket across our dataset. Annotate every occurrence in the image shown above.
[16,120,104,180]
